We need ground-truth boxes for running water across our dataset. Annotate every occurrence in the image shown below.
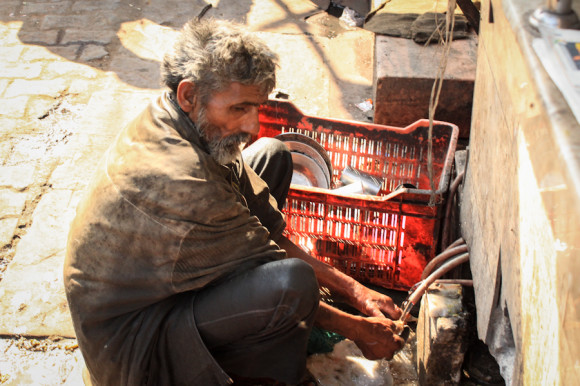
[306,332,419,386]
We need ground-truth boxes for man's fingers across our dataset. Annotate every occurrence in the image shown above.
[355,322,408,360]
[368,308,384,318]
[382,303,402,320]
[395,333,406,349]
[392,319,405,334]
[383,335,406,359]
[365,298,402,319]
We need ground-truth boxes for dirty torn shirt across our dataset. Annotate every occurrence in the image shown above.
[63,92,287,386]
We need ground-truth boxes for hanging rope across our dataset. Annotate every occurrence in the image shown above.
[427,0,457,205]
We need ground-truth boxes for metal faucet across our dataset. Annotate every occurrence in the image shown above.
[530,0,580,29]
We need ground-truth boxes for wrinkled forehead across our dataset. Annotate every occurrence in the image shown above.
[205,82,269,108]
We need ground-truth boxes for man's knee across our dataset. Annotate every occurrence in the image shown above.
[244,138,292,171]
[254,137,291,160]
[243,137,293,208]
[271,258,320,320]
[266,137,292,164]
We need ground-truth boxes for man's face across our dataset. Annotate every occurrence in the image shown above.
[192,82,268,165]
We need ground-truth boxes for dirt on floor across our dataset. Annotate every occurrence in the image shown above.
[1,333,419,386]
[0,336,81,385]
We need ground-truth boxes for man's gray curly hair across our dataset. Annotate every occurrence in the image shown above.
[161,19,278,103]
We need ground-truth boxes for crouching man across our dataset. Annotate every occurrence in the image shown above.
[64,18,404,386]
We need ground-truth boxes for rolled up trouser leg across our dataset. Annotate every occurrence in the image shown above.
[193,258,319,384]
[242,137,292,210]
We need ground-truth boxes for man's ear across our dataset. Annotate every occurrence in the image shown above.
[176,80,198,113]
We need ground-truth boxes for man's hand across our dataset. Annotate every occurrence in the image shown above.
[352,317,406,360]
[352,285,403,320]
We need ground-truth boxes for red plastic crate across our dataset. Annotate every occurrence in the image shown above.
[257,100,458,290]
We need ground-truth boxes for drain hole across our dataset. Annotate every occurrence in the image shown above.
[326,2,345,18]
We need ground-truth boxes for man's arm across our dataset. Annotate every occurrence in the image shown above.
[277,236,405,359]
[277,236,402,319]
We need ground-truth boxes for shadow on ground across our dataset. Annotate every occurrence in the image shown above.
[1,0,372,119]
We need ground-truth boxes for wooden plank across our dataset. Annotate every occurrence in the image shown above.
[461,0,580,383]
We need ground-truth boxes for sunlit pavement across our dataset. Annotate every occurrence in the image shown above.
[0,1,376,383]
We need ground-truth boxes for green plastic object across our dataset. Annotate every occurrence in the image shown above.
[307,327,345,355]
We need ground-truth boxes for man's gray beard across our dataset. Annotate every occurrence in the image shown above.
[196,109,251,165]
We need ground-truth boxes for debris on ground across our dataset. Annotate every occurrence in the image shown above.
[307,333,418,386]
[0,336,81,386]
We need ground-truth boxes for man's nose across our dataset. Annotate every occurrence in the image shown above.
[240,107,260,135]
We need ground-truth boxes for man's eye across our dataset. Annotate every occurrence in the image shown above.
[233,106,247,112]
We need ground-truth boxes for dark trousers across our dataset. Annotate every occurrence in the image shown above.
[193,138,320,384]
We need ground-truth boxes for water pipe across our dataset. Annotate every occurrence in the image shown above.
[406,237,466,300]
[399,252,470,323]
[441,171,464,250]
[421,243,468,280]
[434,279,473,286]
[446,237,465,250]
